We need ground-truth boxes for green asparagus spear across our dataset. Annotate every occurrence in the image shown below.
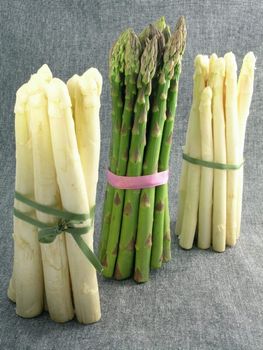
[103,36,158,278]
[98,30,129,264]
[134,17,186,283]
[99,32,141,278]
[151,63,182,268]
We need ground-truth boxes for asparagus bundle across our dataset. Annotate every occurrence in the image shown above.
[8,64,103,323]
[176,52,255,251]
[98,16,186,282]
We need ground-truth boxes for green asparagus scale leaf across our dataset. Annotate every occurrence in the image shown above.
[134,17,187,283]
[98,29,130,264]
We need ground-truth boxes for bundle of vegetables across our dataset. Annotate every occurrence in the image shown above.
[98,16,187,283]
[8,64,103,324]
[176,52,255,252]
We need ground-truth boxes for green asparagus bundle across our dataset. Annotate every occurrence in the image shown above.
[176,52,255,252]
[98,16,187,282]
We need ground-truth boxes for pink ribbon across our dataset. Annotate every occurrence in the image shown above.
[106,170,169,190]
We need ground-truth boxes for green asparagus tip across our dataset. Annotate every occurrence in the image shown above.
[109,29,131,80]
[124,31,142,77]
[153,16,166,32]
[163,16,187,78]
[139,36,158,87]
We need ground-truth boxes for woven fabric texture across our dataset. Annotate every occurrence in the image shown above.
[0,1,262,349]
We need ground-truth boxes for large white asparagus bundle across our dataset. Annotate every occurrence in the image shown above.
[8,64,103,324]
[176,52,255,251]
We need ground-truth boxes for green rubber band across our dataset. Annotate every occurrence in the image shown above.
[183,153,244,170]
[13,192,103,274]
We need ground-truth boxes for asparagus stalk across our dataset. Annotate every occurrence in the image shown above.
[100,32,141,279]
[176,55,210,237]
[29,82,74,322]
[210,58,227,252]
[68,68,102,209]
[47,78,100,324]
[151,61,184,268]
[98,30,129,264]
[224,52,239,247]
[135,17,186,282]
[198,86,213,249]
[179,55,209,249]
[10,82,44,317]
[8,65,52,306]
[103,36,158,279]
[236,52,255,238]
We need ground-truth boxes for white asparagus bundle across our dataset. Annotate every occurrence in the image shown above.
[176,52,255,252]
[47,78,101,324]
[237,53,256,238]
[8,65,102,324]
[179,55,209,249]
[29,79,74,322]
[198,86,213,249]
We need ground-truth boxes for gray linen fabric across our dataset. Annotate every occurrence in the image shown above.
[0,1,262,349]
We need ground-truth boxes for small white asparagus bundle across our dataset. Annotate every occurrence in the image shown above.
[10,81,44,317]
[28,77,74,322]
[198,86,213,249]
[179,55,209,249]
[176,52,255,252]
[47,78,101,324]
[224,52,239,247]
[237,53,256,238]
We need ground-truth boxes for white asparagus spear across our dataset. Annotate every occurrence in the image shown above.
[179,55,209,249]
[8,65,53,306]
[67,68,102,208]
[224,52,239,246]
[47,78,101,324]
[210,57,227,252]
[198,86,213,249]
[176,55,209,236]
[10,82,44,317]
[237,52,256,238]
[29,83,74,322]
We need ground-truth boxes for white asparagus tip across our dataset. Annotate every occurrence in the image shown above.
[47,78,72,108]
[67,74,79,85]
[214,57,225,76]
[80,68,103,96]
[14,83,29,113]
[194,55,209,79]
[37,64,53,82]
[241,52,256,75]
[224,52,237,73]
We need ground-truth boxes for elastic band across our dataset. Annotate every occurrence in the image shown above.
[183,153,244,170]
[13,192,102,273]
[107,169,169,190]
